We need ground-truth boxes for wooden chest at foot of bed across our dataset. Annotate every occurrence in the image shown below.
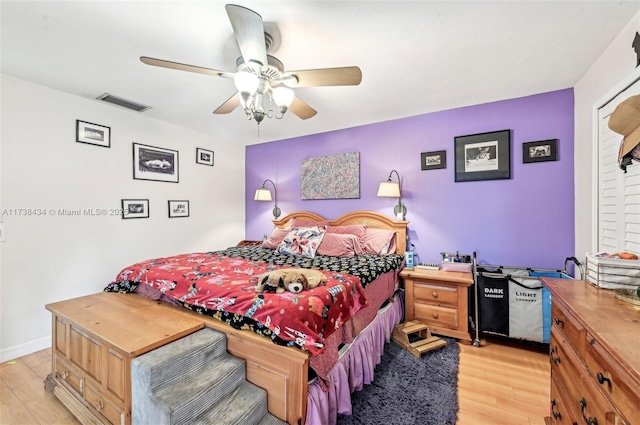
[401,268,473,342]
[44,292,205,425]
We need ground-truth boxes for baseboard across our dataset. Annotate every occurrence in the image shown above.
[0,335,51,362]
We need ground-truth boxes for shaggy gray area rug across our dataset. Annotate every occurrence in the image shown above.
[337,337,459,425]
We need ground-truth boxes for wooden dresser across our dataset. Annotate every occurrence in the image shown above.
[541,278,640,425]
[45,292,204,425]
[400,268,473,342]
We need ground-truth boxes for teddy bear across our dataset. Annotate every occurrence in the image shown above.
[255,268,328,294]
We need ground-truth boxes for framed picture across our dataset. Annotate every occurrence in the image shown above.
[523,139,558,163]
[196,148,214,166]
[133,143,179,183]
[76,120,110,148]
[454,129,511,182]
[121,199,149,219]
[421,150,446,170]
[168,200,189,218]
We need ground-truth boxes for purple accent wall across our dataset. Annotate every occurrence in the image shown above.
[246,89,575,269]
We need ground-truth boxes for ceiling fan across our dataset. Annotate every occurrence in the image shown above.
[140,4,362,125]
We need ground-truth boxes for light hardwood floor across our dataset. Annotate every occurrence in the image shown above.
[0,339,549,425]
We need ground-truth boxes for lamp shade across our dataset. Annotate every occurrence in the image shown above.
[377,181,401,198]
[254,188,272,201]
[272,86,295,107]
[234,72,259,93]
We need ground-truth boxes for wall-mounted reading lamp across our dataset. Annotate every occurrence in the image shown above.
[377,169,406,220]
[254,179,281,219]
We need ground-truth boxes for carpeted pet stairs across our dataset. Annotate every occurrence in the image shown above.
[131,328,286,425]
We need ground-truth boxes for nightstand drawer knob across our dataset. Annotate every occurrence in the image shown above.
[432,291,438,298]
[432,312,439,319]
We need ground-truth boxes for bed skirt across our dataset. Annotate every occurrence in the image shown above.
[306,290,405,425]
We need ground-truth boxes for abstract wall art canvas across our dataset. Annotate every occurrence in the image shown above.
[301,152,360,199]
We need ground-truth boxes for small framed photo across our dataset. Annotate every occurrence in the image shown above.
[168,200,189,218]
[523,139,558,163]
[133,143,179,183]
[196,148,214,166]
[421,150,446,170]
[121,199,149,219]
[454,129,511,182]
[76,120,110,148]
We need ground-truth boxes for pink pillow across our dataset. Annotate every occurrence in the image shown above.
[317,233,364,257]
[261,228,290,249]
[327,224,367,254]
[363,228,397,255]
[327,224,366,237]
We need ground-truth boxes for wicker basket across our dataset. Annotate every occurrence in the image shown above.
[441,262,473,273]
[585,253,640,290]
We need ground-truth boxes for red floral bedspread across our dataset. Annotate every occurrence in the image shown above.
[112,252,368,355]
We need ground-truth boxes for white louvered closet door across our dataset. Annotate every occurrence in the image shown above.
[597,78,640,254]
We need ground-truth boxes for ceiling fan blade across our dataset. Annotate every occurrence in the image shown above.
[289,97,317,120]
[213,93,240,114]
[225,4,268,68]
[284,67,362,87]
[140,56,228,77]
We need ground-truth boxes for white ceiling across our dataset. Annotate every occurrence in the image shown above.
[2,1,639,145]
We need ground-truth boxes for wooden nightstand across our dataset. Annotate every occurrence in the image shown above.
[237,240,262,247]
[400,268,473,343]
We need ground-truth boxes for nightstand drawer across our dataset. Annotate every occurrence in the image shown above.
[401,268,472,342]
[414,283,458,306]
[414,303,458,329]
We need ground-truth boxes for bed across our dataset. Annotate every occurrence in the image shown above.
[105,210,408,424]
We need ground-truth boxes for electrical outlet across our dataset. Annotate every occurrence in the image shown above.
[0,223,5,242]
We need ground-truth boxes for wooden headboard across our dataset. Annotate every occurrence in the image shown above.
[272,210,409,255]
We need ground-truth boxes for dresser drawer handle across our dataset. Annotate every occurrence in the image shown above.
[553,317,564,327]
[580,398,598,425]
[549,346,561,364]
[596,372,611,386]
[62,370,70,379]
[432,291,438,298]
[95,400,104,412]
[550,399,561,420]
[432,312,439,319]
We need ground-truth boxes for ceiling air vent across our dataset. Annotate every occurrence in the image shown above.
[96,93,151,112]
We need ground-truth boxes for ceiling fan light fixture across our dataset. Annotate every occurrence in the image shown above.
[272,86,294,108]
[140,4,360,127]
[234,72,259,93]
[282,75,299,88]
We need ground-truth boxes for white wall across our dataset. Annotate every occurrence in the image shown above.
[0,74,246,361]
[574,12,640,261]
